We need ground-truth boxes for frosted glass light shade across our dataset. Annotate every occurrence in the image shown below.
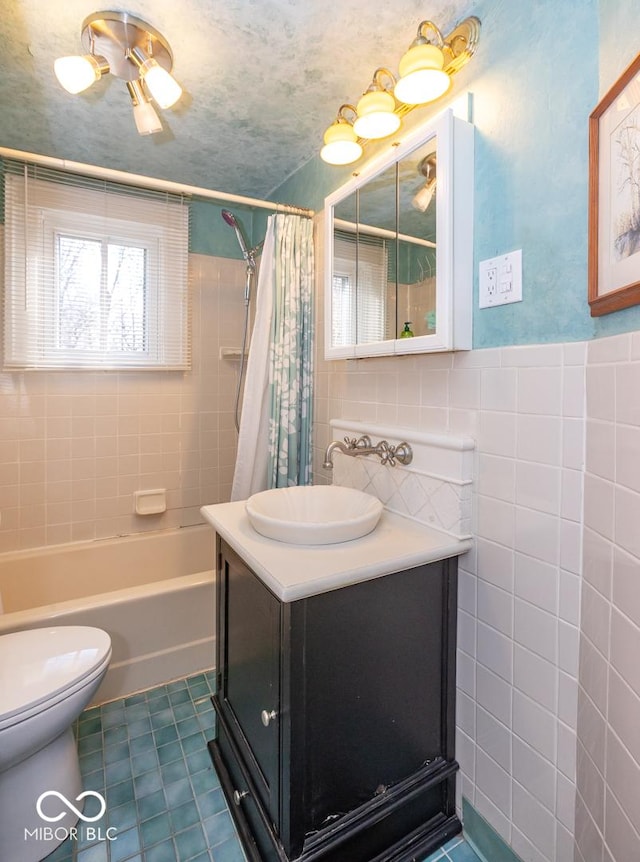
[353,90,401,140]
[140,60,182,109]
[54,55,106,94]
[394,43,451,105]
[133,100,163,135]
[412,179,436,212]
[320,121,363,165]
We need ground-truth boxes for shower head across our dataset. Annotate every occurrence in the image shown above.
[221,209,237,227]
[221,209,251,261]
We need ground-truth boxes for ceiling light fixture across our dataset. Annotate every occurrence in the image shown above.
[320,15,480,165]
[412,155,437,212]
[320,105,363,166]
[53,11,183,136]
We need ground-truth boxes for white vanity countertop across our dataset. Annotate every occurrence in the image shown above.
[200,501,472,602]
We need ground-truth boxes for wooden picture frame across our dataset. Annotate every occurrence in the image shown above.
[589,52,640,316]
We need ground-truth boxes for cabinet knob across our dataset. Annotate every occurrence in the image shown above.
[233,789,249,806]
[261,708,278,727]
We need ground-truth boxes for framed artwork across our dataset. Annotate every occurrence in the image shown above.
[589,52,640,316]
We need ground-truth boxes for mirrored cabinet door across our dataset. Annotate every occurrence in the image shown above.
[356,162,397,347]
[331,189,359,352]
[324,108,473,359]
[397,139,437,341]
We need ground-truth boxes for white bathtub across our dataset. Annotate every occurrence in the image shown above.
[0,525,216,704]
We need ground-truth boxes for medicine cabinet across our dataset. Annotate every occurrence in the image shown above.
[324,109,474,359]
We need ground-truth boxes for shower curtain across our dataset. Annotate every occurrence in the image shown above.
[231,213,314,501]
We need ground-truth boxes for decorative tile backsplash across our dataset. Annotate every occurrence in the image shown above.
[329,419,474,539]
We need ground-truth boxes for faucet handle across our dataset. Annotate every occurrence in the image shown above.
[394,442,413,465]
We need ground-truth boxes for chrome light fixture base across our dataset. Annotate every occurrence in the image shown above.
[80,11,173,82]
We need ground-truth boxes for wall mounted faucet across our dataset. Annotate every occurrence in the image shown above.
[323,435,413,469]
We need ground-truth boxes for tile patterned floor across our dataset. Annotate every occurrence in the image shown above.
[42,673,481,862]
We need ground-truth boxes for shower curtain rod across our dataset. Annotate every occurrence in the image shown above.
[0,147,314,218]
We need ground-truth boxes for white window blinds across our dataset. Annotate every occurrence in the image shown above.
[3,159,191,370]
[333,230,388,346]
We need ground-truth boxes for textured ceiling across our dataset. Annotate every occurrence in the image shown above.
[1,0,473,201]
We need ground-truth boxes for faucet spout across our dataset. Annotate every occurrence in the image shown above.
[322,439,350,469]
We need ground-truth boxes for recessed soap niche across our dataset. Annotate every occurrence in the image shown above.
[329,419,473,539]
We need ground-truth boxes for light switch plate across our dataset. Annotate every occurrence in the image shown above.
[479,249,522,308]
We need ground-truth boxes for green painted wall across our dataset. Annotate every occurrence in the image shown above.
[189,200,263,259]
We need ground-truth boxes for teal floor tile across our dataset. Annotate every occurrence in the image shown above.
[175,822,208,861]
[171,799,202,833]
[448,842,483,862]
[136,788,167,823]
[109,826,141,862]
[210,838,245,862]
[71,672,481,862]
[144,839,177,862]
[141,812,173,848]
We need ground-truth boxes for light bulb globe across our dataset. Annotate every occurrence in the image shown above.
[353,90,401,140]
[394,43,451,105]
[54,55,106,94]
[320,121,362,165]
[133,101,163,135]
[141,60,182,109]
[412,179,437,212]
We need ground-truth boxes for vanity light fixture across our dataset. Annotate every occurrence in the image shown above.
[320,15,480,165]
[412,155,437,212]
[53,11,183,136]
[320,105,364,166]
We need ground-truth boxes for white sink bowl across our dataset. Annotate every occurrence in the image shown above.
[245,485,383,545]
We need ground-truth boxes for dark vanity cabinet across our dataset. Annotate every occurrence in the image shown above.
[209,538,461,862]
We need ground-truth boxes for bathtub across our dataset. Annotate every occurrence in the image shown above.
[0,525,216,704]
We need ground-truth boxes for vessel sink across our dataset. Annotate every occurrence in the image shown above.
[245,485,383,545]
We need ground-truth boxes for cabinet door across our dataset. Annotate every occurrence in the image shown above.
[219,542,281,825]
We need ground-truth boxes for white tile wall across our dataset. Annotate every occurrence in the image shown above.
[314,316,586,861]
[0,253,246,551]
[575,332,640,862]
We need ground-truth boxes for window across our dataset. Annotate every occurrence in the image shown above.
[332,231,388,346]
[3,161,190,369]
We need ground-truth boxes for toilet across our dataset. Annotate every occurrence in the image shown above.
[0,626,112,862]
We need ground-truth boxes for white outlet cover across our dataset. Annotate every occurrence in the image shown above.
[479,249,523,308]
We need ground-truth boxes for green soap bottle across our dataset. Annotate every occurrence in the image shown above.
[400,321,414,338]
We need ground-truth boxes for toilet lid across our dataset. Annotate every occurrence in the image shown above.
[0,626,111,722]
